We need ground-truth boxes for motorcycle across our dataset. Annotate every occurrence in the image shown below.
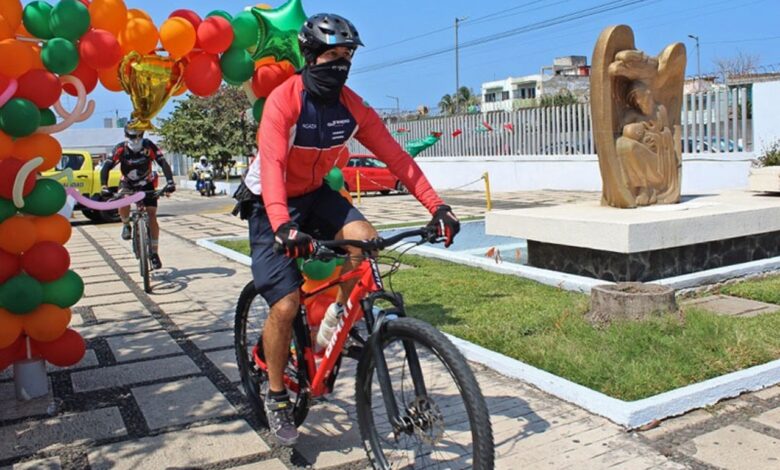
[197,170,216,197]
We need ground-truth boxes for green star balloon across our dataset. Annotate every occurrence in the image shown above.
[251,0,306,69]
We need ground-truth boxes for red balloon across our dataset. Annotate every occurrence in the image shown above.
[79,29,123,70]
[196,16,233,55]
[15,69,62,108]
[0,249,20,284]
[252,62,295,98]
[21,242,70,282]
[184,53,222,97]
[32,328,86,367]
[0,159,35,199]
[0,335,25,371]
[62,62,99,96]
[170,9,202,30]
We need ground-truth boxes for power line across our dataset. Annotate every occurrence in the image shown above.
[705,35,780,45]
[353,0,653,75]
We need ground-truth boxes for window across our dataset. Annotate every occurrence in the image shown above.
[484,92,497,103]
[57,153,84,171]
[364,158,387,168]
[501,91,510,101]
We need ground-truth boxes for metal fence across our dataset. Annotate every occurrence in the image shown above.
[348,86,752,157]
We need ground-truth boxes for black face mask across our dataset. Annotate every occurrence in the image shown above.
[301,58,351,104]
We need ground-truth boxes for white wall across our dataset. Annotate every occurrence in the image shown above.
[752,81,780,152]
[416,153,754,194]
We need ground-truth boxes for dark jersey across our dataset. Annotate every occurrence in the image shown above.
[108,139,164,187]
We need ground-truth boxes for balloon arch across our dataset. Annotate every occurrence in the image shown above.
[0,0,332,373]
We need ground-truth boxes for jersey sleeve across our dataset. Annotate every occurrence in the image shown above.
[145,140,163,161]
[344,88,443,215]
[259,86,299,232]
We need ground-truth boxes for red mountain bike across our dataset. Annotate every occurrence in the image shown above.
[235,227,494,469]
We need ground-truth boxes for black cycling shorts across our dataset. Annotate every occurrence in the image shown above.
[248,184,366,307]
[120,181,158,207]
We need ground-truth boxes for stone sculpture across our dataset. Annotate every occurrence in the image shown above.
[591,25,686,208]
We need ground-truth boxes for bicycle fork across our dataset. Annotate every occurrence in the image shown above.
[366,298,429,436]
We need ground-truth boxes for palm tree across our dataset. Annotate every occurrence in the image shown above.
[438,94,456,115]
[456,86,480,112]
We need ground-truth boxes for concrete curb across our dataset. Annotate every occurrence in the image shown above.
[197,236,780,429]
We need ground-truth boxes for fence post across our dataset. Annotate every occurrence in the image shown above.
[482,171,492,212]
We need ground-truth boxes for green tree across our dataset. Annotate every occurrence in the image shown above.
[158,86,256,169]
[539,89,580,107]
[439,87,480,115]
[438,93,456,115]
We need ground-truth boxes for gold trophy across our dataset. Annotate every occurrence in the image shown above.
[119,52,185,131]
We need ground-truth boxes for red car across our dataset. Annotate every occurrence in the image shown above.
[341,155,407,195]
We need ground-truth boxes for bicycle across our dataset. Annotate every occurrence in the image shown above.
[235,227,494,469]
[112,188,169,293]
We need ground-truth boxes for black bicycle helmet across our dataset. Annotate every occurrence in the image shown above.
[298,13,364,64]
[124,122,144,139]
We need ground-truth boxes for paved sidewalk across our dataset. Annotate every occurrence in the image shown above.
[1,190,778,469]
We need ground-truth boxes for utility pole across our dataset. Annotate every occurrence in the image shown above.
[386,95,400,117]
[454,16,467,113]
[688,34,701,90]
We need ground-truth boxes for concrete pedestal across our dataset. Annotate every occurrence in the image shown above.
[486,190,780,282]
[749,166,780,193]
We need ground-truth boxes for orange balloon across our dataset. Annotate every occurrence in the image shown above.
[33,215,71,245]
[127,8,151,22]
[160,17,196,59]
[0,0,22,30]
[24,304,71,342]
[256,3,273,9]
[0,308,23,349]
[15,19,32,38]
[118,18,159,55]
[89,0,128,35]
[98,62,122,92]
[0,39,33,78]
[254,56,277,68]
[0,216,36,254]
[13,133,62,171]
[25,43,43,70]
[0,130,12,159]
[0,14,13,40]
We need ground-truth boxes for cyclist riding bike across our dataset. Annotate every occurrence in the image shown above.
[240,13,460,446]
[101,123,176,270]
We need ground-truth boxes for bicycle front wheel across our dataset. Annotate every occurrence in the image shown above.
[137,217,151,293]
[356,317,494,469]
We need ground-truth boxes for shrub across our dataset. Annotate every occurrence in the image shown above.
[756,140,780,167]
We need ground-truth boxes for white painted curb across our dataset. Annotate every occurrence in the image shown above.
[197,236,780,429]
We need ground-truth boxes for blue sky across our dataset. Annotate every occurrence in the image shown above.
[34,0,775,127]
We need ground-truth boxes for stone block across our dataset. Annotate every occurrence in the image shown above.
[0,408,126,460]
[132,376,236,429]
[87,420,269,470]
[682,295,780,317]
[71,356,200,392]
[748,166,780,193]
[105,330,183,362]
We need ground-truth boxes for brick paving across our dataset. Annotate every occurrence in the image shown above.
[1,190,779,469]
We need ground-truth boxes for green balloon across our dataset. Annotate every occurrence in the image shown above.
[0,198,16,224]
[302,259,338,281]
[42,37,79,75]
[40,108,56,126]
[231,11,259,50]
[324,167,344,191]
[207,10,233,21]
[23,1,54,39]
[223,76,243,87]
[220,48,254,83]
[250,0,307,68]
[22,179,66,216]
[49,0,90,41]
[0,98,41,138]
[42,270,84,308]
[252,97,265,122]
[0,274,43,314]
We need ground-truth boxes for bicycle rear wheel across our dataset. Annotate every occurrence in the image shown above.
[234,281,310,428]
[137,217,151,293]
[356,317,494,469]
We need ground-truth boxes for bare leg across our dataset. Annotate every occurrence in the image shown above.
[263,291,300,392]
[118,205,130,223]
[336,220,378,304]
[147,206,159,240]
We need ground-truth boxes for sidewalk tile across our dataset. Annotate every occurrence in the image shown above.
[132,376,236,429]
[188,330,233,350]
[76,317,162,339]
[752,407,780,432]
[230,458,287,470]
[91,303,149,322]
[83,282,130,298]
[297,402,364,469]
[106,330,183,362]
[71,356,200,392]
[685,425,780,469]
[87,420,268,470]
[11,456,61,469]
[0,381,53,421]
[75,293,139,308]
[753,385,780,401]
[205,349,239,382]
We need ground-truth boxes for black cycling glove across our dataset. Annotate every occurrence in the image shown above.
[427,204,460,248]
[165,181,176,193]
[274,222,314,258]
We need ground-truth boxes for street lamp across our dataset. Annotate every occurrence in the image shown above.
[688,34,701,90]
[386,95,400,117]
[454,16,468,113]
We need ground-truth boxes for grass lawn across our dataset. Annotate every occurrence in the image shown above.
[216,239,780,401]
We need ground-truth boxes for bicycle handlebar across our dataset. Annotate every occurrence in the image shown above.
[311,227,438,261]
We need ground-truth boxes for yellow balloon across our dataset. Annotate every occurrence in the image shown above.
[119,52,185,131]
